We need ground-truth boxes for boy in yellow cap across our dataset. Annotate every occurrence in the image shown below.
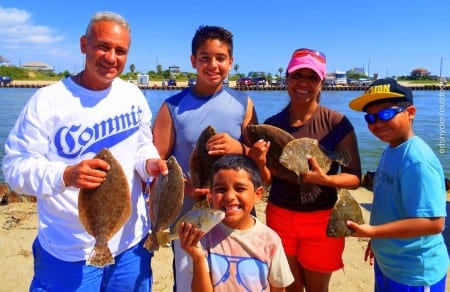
[348,78,448,291]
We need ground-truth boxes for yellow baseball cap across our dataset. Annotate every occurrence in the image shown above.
[349,78,413,111]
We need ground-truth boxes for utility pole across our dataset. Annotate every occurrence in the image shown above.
[439,57,443,79]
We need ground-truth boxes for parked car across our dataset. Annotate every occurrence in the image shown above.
[276,78,287,89]
[222,78,229,86]
[188,78,197,87]
[0,76,12,86]
[348,79,359,86]
[168,79,177,86]
[252,77,267,87]
[236,77,253,87]
[358,78,373,86]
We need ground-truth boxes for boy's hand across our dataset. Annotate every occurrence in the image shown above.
[364,240,374,265]
[184,179,210,201]
[248,139,270,167]
[346,220,373,237]
[179,222,205,260]
[207,133,241,155]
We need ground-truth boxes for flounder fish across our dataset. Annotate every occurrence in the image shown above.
[279,137,351,204]
[189,125,219,189]
[246,124,298,183]
[189,125,222,208]
[144,156,184,251]
[78,148,131,267]
[157,207,225,247]
[326,189,364,237]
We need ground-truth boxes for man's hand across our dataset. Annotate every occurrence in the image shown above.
[63,159,110,188]
[145,158,168,177]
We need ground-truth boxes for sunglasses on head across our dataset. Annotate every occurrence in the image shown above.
[364,107,406,124]
[292,48,326,63]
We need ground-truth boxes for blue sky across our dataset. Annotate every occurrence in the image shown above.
[0,0,449,78]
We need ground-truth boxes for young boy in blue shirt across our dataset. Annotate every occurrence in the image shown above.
[347,78,448,291]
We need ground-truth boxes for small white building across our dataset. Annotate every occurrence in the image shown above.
[22,61,54,72]
[137,74,149,85]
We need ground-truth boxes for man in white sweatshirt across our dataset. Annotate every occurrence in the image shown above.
[2,11,167,291]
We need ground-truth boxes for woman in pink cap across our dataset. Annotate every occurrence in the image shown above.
[249,49,362,291]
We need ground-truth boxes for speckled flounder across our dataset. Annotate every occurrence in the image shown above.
[157,207,225,246]
[326,189,364,237]
[189,125,221,208]
[189,125,219,189]
[144,156,184,251]
[78,148,131,267]
[246,124,298,183]
[279,137,351,203]
[279,137,350,175]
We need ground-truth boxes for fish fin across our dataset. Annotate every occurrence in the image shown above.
[183,171,192,181]
[335,148,351,167]
[86,242,115,267]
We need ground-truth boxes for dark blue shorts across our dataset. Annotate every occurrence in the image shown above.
[374,261,447,292]
[30,237,153,292]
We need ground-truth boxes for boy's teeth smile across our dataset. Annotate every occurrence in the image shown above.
[224,205,241,211]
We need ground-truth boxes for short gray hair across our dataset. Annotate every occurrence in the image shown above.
[85,11,131,37]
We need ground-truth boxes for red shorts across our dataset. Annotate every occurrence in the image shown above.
[266,202,344,273]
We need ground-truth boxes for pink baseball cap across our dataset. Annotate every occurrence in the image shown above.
[287,48,327,80]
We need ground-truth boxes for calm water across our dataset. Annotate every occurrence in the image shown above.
[0,87,448,182]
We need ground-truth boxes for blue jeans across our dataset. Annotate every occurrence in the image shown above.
[30,237,153,292]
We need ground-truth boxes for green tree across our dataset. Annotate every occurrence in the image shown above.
[156,64,162,74]
[234,64,239,75]
[129,64,135,74]
[278,67,284,77]
[62,70,71,78]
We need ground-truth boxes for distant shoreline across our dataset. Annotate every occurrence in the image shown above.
[1,80,448,91]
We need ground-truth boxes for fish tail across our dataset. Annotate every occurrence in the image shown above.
[86,242,114,267]
[156,231,171,247]
[144,233,159,252]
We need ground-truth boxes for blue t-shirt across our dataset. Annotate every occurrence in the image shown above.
[371,136,449,286]
[166,87,249,215]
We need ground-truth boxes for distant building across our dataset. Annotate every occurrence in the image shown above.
[0,55,12,66]
[168,65,180,76]
[411,68,430,79]
[22,61,54,72]
[137,74,149,85]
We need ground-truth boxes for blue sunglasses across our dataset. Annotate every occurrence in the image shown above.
[364,107,406,124]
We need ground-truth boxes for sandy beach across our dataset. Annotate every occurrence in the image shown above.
[1,188,449,292]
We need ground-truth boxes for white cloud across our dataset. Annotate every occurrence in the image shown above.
[0,6,64,46]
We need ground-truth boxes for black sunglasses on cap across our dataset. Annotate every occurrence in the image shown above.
[364,107,406,124]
